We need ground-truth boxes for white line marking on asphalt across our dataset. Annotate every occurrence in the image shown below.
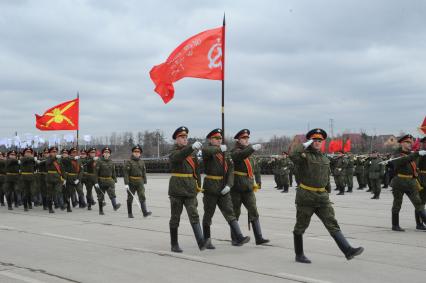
[42,233,89,242]
[276,272,332,283]
[156,250,207,261]
[0,270,46,283]
[0,225,16,230]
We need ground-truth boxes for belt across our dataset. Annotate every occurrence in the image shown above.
[299,183,327,192]
[234,171,248,176]
[20,172,34,175]
[397,174,414,179]
[171,173,193,178]
[6,173,19,175]
[419,170,426,174]
[205,175,223,180]
[129,176,143,180]
[83,172,95,175]
[99,177,113,180]
[39,172,47,175]
[67,173,78,176]
[48,171,59,174]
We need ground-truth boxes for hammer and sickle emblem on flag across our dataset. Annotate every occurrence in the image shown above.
[207,41,222,69]
[44,101,76,127]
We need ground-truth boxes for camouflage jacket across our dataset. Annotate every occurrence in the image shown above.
[202,144,234,195]
[230,143,261,193]
[123,156,147,185]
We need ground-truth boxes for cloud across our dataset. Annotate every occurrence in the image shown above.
[0,0,425,143]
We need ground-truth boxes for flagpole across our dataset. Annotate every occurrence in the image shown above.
[221,14,226,187]
[76,91,80,150]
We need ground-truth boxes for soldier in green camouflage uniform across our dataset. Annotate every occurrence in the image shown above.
[168,126,210,253]
[94,147,121,215]
[44,147,65,213]
[367,151,384,199]
[332,152,347,195]
[390,134,426,231]
[201,128,250,248]
[81,148,98,210]
[4,150,20,210]
[37,149,49,210]
[419,137,426,206]
[0,152,6,206]
[290,128,364,264]
[123,145,152,218]
[344,153,355,192]
[278,152,292,193]
[19,147,37,211]
[62,148,84,212]
[354,156,367,189]
[231,129,269,245]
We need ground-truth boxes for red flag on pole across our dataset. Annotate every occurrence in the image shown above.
[419,116,426,135]
[343,139,351,152]
[35,98,79,131]
[149,26,224,103]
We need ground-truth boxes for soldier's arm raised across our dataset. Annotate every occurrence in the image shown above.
[230,146,255,162]
[169,145,194,162]
[390,152,419,167]
[202,145,220,160]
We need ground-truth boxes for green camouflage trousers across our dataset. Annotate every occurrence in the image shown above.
[370,178,381,195]
[230,190,259,222]
[293,204,341,235]
[169,196,200,228]
[391,187,424,213]
[345,174,354,189]
[127,182,146,203]
[202,192,236,226]
[96,183,116,203]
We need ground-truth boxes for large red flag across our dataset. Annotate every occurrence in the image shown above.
[150,26,224,103]
[343,139,351,152]
[419,116,426,135]
[35,98,79,131]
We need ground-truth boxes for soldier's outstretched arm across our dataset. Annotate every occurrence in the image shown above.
[230,146,255,162]
[391,152,419,167]
[169,145,194,162]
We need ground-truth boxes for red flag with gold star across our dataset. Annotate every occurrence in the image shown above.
[35,98,79,131]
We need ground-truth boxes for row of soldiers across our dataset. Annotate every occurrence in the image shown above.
[0,146,152,217]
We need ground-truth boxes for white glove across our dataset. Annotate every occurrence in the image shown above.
[419,150,426,156]
[74,156,80,160]
[303,139,314,148]
[220,144,227,152]
[94,183,100,189]
[74,180,79,185]
[93,157,99,161]
[18,160,21,165]
[63,180,67,186]
[56,155,62,159]
[34,157,38,162]
[124,185,129,190]
[252,144,262,151]
[192,141,202,150]
[221,185,231,195]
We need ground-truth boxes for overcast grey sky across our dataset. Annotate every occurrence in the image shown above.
[0,0,425,142]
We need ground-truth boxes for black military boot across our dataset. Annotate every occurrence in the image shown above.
[251,219,270,245]
[66,200,72,212]
[347,187,353,193]
[87,196,92,210]
[418,210,426,226]
[281,185,289,193]
[191,223,211,251]
[392,213,405,231]
[229,220,250,246]
[141,201,152,217]
[111,198,121,211]
[127,201,134,218]
[42,196,48,210]
[337,187,344,195]
[170,227,183,253]
[294,233,311,263]
[48,200,55,214]
[23,197,29,212]
[0,192,4,206]
[6,194,13,210]
[415,211,426,230]
[79,194,87,208]
[371,193,379,199]
[331,231,364,260]
[99,201,104,215]
[202,224,215,249]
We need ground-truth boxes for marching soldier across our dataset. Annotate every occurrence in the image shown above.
[201,128,250,248]
[354,156,367,189]
[45,147,65,213]
[367,151,384,199]
[419,137,426,205]
[0,152,6,206]
[390,134,426,231]
[230,129,269,245]
[94,147,121,215]
[19,147,37,211]
[123,145,152,218]
[278,152,292,193]
[81,148,98,210]
[38,148,49,210]
[62,148,84,212]
[4,150,20,210]
[290,128,364,263]
[344,153,355,192]
[168,126,210,253]
[332,151,347,195]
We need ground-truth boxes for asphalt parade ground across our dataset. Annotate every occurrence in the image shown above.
[1,174,425,283]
